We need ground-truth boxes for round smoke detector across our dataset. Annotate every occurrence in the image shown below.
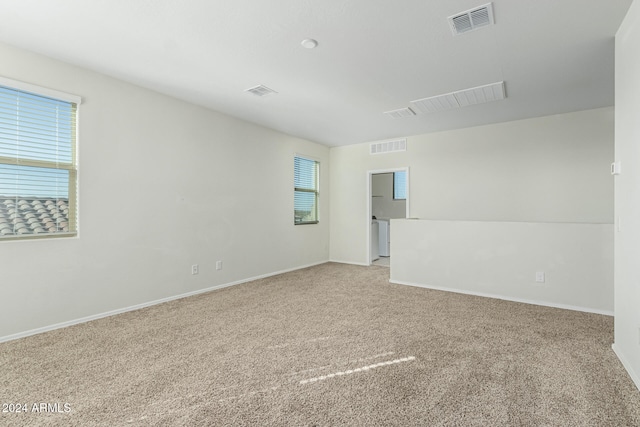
[301,39,318,49]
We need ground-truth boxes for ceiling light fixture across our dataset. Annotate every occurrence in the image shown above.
[301,38,318,49]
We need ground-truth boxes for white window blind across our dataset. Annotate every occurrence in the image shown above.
[394,171,407,200]
[294,156,319,224]
[0,80,79,239]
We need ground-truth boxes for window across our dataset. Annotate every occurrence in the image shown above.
[0,78,80,240]
[393,171,407,200]
[294,155,319,224]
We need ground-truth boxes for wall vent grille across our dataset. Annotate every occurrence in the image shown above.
[370,139,407,155]
[449,3,494,35]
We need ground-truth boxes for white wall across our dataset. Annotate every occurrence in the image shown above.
[614,0,640,391]
[391,219,613,314]
[0,42,330,341]
[330,107,614,265]
[372,173,406,219]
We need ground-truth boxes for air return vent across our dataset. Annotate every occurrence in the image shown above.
[383,107,416,119]
[449,3,494,35]
[454,81,505,107]
[410,93,459,114]
[410,81,505,114]
[370,139,407,155]
[245,85,277,96]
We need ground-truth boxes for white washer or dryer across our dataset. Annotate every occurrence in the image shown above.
[377,219,390,257]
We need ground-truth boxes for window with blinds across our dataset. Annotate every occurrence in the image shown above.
[294,155,319,225]
[0,78,80,240]
[394,171,407,200]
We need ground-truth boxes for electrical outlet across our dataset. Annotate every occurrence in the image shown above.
[191,264,199,275]
[535,272,545,283]
[216,260,222,271]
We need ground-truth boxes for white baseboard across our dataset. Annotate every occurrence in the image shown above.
[612,344,640,392]
[328,259,370,267]
[390,279,614,316]
[0,260,329,344]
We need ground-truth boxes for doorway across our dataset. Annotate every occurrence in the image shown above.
[367,168,409,267]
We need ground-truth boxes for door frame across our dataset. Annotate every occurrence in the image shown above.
[367,167,410,266]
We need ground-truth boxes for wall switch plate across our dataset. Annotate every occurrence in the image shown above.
[535,272,545,283]
[191,264,199,275]
[216,260,222,271]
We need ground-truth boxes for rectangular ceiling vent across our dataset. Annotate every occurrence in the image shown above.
[245,84,277,97]
[454,81,505,107]
[410,93,459,114]
[410,81,505,114]
[383,107,416,119]
[449,3,494,35]
[370,138,407,155]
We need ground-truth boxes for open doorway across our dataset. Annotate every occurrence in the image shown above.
[367,168,409,267]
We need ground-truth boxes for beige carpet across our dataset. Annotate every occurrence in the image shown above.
[1,262,639,426]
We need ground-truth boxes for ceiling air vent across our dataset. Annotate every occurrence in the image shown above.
[454,81,505,107]
[370,138,407,155]
[410,93,459,114]
[449,3,494,35]
[383,107,416,119]
[410,81,506,114]
[245,85,277,97]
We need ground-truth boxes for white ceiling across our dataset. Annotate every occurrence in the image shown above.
[0,0,633,147]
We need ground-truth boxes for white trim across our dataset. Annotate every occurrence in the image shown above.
[328,259,370,267]
[75,102,82,239]
[389,279,614,316]
[367,167,410,265]
[0,260,328,344]
[0,75,82,104]
[293,152,321,163]
[612,344,640,392]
